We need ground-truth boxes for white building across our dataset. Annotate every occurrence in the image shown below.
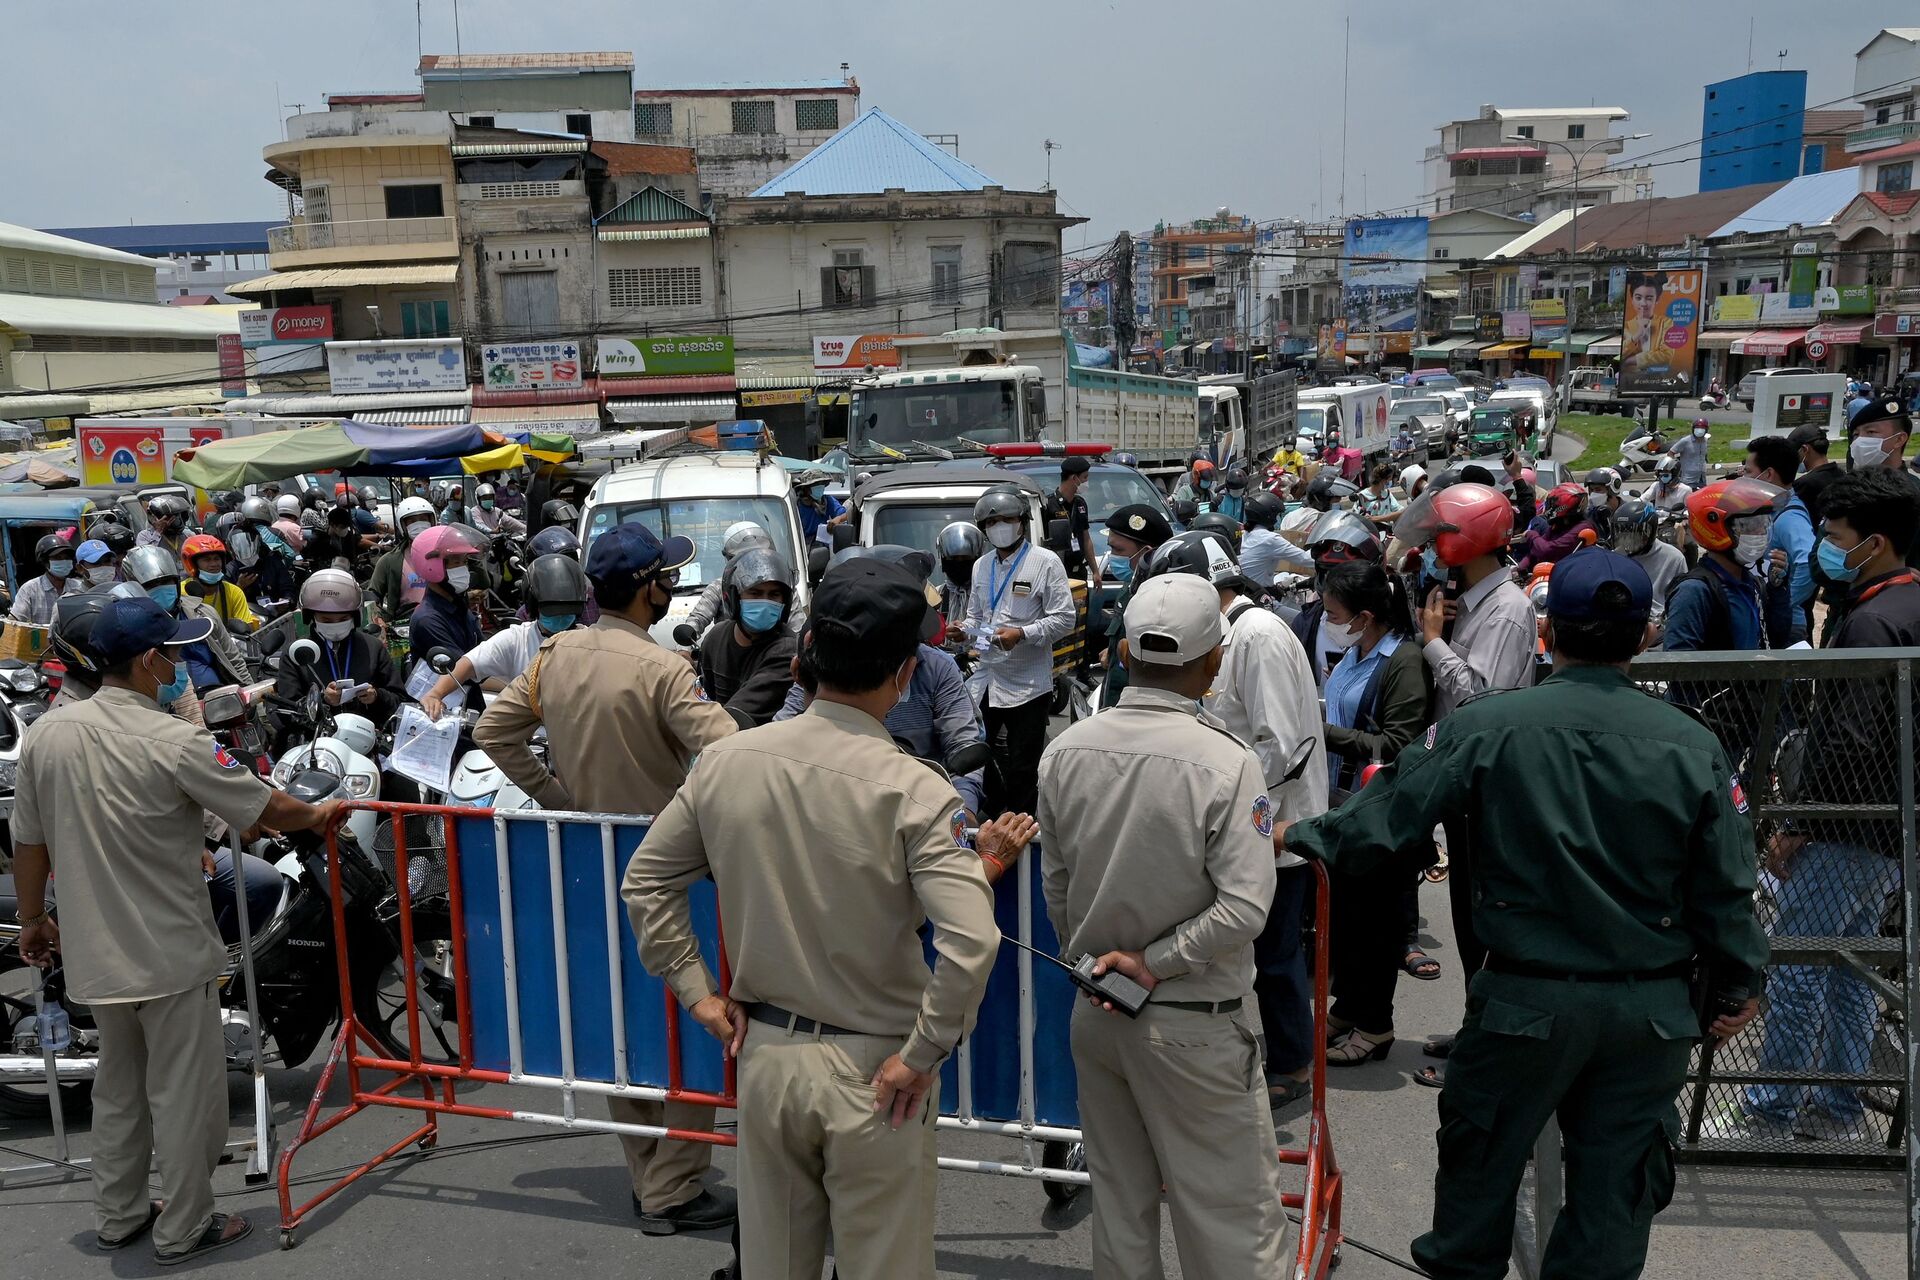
[1847,28,1920,156]
[1423,105,1653,220]
[631,78,863,198]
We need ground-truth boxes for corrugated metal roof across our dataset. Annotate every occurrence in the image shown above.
[229,263,459,295]
[1495,107,1630,120]
[1803,109,1863,135]
[472,403,600,423]
[597,226,709,241]
[1488,208,1581,258]
[225,389,472,414]
[342,407,470,425]
[606,395,734,424]
[598,186,706,226]
[1709,168,1862,237]
[606,375,736,396]
[39,221,277,256]
[748,108,998,197]
[1511,181,1789,256]
[452,140,589,157]
[637,78,852,94]
[0,293,238,338]
[0,221,155,268]
[421,52,632,71]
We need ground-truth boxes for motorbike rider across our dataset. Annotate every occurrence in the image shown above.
[1610,499,1686,635]
[274,493,303,524]
[73,537,122,589]
[9,533,77,625]
[1095,503,1176,708]
[685,521,774,638]
[302,501,368,572]
[515,525,600,626]
[122,546,252,695]
[1641,454,1693,513]
[269,568,403,752]
[179,533,258,634]
[422,554,589,722]
[1515,483,1598,574]
[1290,510,1384,684]
[794,468,848,546]
[471,482,527,538]
[1238,491,1315,595]
[1669,417,1712,489]
[1662,476,1782,653]
[1584,467,1626,547]
[697,548,800,729]
[227,497,294,609]
[1170,457,1216,510]
[1215,466,1249,523]
[369,495,438,626]
[136,494,195,555]
[406,524,489,682]
[935,520,984,630]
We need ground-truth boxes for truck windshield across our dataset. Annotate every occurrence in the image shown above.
[1295,406,1328,442]
[851,381,1021,454]
[869,502,975,587]
[584,496,796,595]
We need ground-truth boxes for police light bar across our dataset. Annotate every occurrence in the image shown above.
[981,443,1112,458]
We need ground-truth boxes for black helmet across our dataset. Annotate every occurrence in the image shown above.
[51,588,114,674]
[541,499,580,529]
[302,486,326,509]
[1305,471,1360,512]
[215,490,245,513]
[35,533,70,566]
[523,554,589,612]
[1611,499,1659,556]
[935,522,984,582]
[1243,492,1284,530]
[1189,512,1243,551]
[90,519,135,557]
[146,493,191,524]
[1144,529,1239,587]
[1305,509,1382,565]
[972,487,1027,526]
[1223,467,1249,492]
[527,524,581,561]
[1172,497,1200,524]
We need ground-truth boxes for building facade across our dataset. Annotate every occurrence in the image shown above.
[631,78,863,198]
[1423,105,1653,219]
[1700,70,1808,193]
[1147,213,1255,342]
[1848,28,1920,156]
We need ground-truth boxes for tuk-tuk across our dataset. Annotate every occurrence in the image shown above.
[1464,406,1521,457]
[0,489,151,595]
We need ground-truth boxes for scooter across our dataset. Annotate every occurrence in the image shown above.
[0,659,51,853]
[266,638,383,851]
[1698,385,1729,412]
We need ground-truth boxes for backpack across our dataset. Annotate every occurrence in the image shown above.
[1665,564,1738,650]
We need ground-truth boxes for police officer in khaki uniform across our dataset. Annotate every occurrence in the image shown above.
[624,559,1029,1280]
[1039,571,1289,1279]
[476,521,739,1235]
[11,597,340,1265]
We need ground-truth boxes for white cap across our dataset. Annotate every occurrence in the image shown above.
[1124,573,1224,665]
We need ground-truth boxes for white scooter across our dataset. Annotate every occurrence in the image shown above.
[269,637,383,851]
[419,653,539,813]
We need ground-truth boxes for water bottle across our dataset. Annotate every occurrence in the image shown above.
[36,1002,71,1053]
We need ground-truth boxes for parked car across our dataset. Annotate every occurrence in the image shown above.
[1735,366,1817,411]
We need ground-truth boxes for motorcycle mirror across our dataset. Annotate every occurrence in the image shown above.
[671,623,698,648]
[806,545,831,586]
[303,683,323,723]
[287,637,320,668]
[426,648,456,676]
[944,741,992,777]
[1273,736,1319,787]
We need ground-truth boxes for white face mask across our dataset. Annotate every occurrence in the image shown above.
[985,522,1022,550]
[445,566,472,593]
[315,619,354,642]
[1850,435,1891,468]
[85,565,117,586]
[1321,617,1362,651]
[1733,532,1770,566]
[405,520,432,541]
[1692,428,1707,440]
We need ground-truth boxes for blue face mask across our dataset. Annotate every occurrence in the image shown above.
[1109,556,1134,584]
[537,611,577,634]
[808,484,827,501]
[1423,547,1445,582]
[48,559,73,578]
[738,599,785,634]
[198,569,224,586]
[152,654,190,705]
[148,584,180,612]
[1815,535,1871,584]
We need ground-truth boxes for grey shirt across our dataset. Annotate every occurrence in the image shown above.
[1422,570,1537,719]
[1039,685,1275,1003]
[1668,432,1710,486]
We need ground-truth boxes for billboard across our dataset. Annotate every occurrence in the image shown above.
[327,339,467,394]
[239,305,334,347]
[1619,268,1704,395]
[598,335,735,378]
[217,333,247,398]
[482,340,584,391]
[812,333,912,372]
[1342,217,1427,333]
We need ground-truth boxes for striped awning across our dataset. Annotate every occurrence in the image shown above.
[344,407,470,426]
[229,262,459,295]
[1479,340,1528,357]
[452,140,590,157]
[606,395,735,424]
[596,226,710,242]
[472,402,601,425]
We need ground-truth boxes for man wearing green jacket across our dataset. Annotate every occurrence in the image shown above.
[1279,548,1768,1280]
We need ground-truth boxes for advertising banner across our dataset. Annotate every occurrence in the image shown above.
[811,333,910,372]
[327,339,467,394]
[598,335,735,378]
[738,388,813,408]
[1761,292,1819,325]
[1817,285,1875,315]
[1608,266,1629,303]
[1788,245,1819,310]
[1709,295,1761,326]
[1341,217,1427,333]
[1874,313,1919,338]
[1477,312,1504,342]
[1619,267,1704,395]
[79,422,167,487]
[481,340,584,391]
[1529,298,1566,324]
[1501,310,1533,340]
[239,305,334,347]
[217,333,247,398]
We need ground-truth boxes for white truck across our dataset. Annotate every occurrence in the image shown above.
[1296,383,1393,461]
[853,328,1203,480]
[1748,371,1847,441]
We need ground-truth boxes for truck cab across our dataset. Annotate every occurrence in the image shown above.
[847,365,1047,466]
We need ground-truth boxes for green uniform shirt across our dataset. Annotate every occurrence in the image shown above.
[1287,665,1769,990]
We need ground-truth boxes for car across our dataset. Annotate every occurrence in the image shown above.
[1387,396,1449,459]
[1406,371,1463,393]
[1735,366,1817,411]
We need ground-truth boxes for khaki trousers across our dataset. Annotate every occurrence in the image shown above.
[736,1022,939,1280]
[89,981,228,1254]
[1071,1001,1289,1280]
[607,1096,715,1209]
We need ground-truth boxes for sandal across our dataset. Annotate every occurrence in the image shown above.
[1423,861,1449,884]
[1326,1030,1394,1065]
[96,1201,162,1252]
[155,1213,252,1267]
[1414,1064,1446,1089]
[1422,1034,1455,1059]
[1402,949,1443,981]
[1324,1015,1355,1047]
[1267,1076,1310,1115]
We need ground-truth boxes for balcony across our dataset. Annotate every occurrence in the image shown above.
[266,216,458,269]
[1845,121,1920,154]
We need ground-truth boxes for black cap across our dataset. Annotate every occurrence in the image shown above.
[1545,547,1652,622]
[1105,503,1173,548]
[1850,396,1910,432]
[1786,423,1830,452]
[812,559,938,644]
[1059,455,1091,478]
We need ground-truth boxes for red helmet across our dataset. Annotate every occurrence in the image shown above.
[1404,482,1515,567]
[1684,477,1782,553]
[1541,483,1586,524]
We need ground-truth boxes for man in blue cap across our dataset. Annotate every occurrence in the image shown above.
[1276,548,1770,1280]
[10,597,341,1265]
[476,522,739,1236]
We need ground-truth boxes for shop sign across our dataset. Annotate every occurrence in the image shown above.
[1816,285,1875,315]
[1476,312,1503,341]
[1761,292,1818,325]
[811,333,911,372]
[218,334,247,398]
[239,305,334,347]
[739,388,812,408]
[598,335,735,377]
[79,422,167,487]
[1875,313,1920,337]
[1501,310,1532,340]
[326,339,467,394]
[1709,295,1761,326]
[482,340,584,390]
[1528,298,1566,324]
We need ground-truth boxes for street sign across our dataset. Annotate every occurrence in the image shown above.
[482,340,584,391]
[1806,339,1828,361]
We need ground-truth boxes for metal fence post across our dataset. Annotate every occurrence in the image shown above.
[230,829,276,1183]
[1898,658,1917,1280]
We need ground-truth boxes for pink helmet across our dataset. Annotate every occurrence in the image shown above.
[406,523,486,584]
[271,517,307,552]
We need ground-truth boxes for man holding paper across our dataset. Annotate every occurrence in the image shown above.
[269,569,404,752]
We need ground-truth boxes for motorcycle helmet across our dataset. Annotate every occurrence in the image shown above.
[90,520,135,558]
[1685,477,1782,554]
[360,485,381,508]
[1541,483,1587,525]
[527,524,582,561]
[181,533,228,569]
[300,568,361,615]
[302,485,326,510]
[724,547,796,626]
[212,489,245,514]
[429,481,453,508]
[935,521,985,583]
[51,588,114,675]
[1223,466,1249,493]
[474,483,497,510]
[1585,467,1623,496]
[146,493,192,528]
[122,545,181,589]
[1111,451,1140,469]
[1653,455,1679,482]
[1304,509,1383,566]
[1396,483,1514,568]
[1172,497,1200,525]
[1189,511,1244,552]
[722,521,773,560]
[407,523,486,585]
[1611,499,1660,557]
[35,533,70,568]
[972,486,1027,527]
[330,713,379,759]
[540,499,580,529]
[335,489,361,511]
[396,495,435,535]
[1144,529,1239,587]
[830,542,937,584]
[523,553,590,612]
[274,493,303,519]
[1189,458,1216,485]
[237,496,274,526]
[1691,417,1710,433]
[1305,470,1360,512]
[1243,492,1284,531]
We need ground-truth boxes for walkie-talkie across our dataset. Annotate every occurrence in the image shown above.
[1002,937,1151,1017]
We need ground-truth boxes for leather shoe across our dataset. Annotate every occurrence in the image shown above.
[636,1186,737,1236]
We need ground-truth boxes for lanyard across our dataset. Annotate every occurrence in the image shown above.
[986,543,1030,615]
[323,636,350,683]
[1858,571,1918,606]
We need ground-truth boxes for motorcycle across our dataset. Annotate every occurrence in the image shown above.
[1617,424,1671,476]
[0,659,51,853]
[1698,384,1729,412]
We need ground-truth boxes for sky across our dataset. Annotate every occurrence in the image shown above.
[5,0,1915,255]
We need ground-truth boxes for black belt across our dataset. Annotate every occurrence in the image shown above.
[1153,997,1244,1015]
[744,1002,882,1038]
[1484,956,1690,984]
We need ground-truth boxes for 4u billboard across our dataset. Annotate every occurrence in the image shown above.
[1619,268,1704,395]
[1342,217,1428,333]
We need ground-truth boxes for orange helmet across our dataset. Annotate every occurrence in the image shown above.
[1192,458,1216,477]
[1427,483,1515,567]
[1684,477,1782,553]
[181,533,227,565]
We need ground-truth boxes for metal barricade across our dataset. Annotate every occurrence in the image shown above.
[276,800,1343,1275]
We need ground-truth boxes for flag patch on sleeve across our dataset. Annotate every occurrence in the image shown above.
[213,742,242,770]
[1251,794,1274,837]
[1425,724,1438,750]
[951,809,972,849]
[1729,774,1749,815]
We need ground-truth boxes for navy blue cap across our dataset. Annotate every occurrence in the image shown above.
[88,596,214,667]
[1850,396,1910,431]
[584,521,696,583]
[1545,547,1652,622]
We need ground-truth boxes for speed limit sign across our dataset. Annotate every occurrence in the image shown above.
[1807,339,1828,360]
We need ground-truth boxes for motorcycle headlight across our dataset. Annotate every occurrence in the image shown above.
[342,773,374,798]
[8,667,41,693]
[271,758,296,787]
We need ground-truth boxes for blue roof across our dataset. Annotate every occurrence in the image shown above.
[1710,168,1861,238]
[748,108,998,197]
[39,221,277,256]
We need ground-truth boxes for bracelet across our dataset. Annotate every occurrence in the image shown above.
[16,908,50,927]
[978,849,1007,875]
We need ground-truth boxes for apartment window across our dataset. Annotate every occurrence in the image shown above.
[930,245,962,305]
[565,113,592,136]
[634,102,672,136]
[794,98,840,132]
[1877,161,1914,195]
[1877,106,1893,125]
[1514,125,1534,139]
[731,100,776,134]
[399,299,451,338]
[822,249,874,308]
[468,115,495,128]
[384,184,445,219]
[1566,123,1586,140]
[1433,247,1450,259]
[606,266,704,309]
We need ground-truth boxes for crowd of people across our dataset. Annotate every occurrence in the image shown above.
[6,391,1920,1275]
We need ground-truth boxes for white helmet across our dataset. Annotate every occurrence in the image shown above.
[275,493,302,518]
[397,495,435,527]
[330,713,378,758]
[1399,463,1427,492]
[299,567,361,614]
[722,521,772,559]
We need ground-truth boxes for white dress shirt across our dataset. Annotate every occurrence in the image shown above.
[1208,598,1328,868]
[1422,569,1536,719]
[963,538,1074,709]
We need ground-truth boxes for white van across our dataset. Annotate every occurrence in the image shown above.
[1297,383,1394,460]
[579,452,809,649]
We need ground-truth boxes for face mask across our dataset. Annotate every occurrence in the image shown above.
[198,569,225,586]
[405,520,431,541]
[1693,428,1707,440]
[1423,547,1445,581]
[1321,617,1362,651]
[808,484,827,501]
[47,558,73,578]
[150,653,190,706]
[738,599,785,634]
[1108,556,1134,584]
[314,619,355,642]
[986,522,1021,550]
[85,565,116,586]
[444,566,472,593]
[1733,532,1770,566]
[1815,536,1873,584]
[147,584,180,612]
[1851,435,1891,468]
[537,611,578,635]
[480,499,495,511]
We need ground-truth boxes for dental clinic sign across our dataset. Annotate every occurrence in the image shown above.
[326,338,467,394]
[597,334,735,378]
[482,340,584,390]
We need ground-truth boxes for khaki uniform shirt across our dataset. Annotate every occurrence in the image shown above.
[474,614,736,815]
[1039,685,1275,1003]
[622,700,1000,1075]
[14,685,272,1003]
